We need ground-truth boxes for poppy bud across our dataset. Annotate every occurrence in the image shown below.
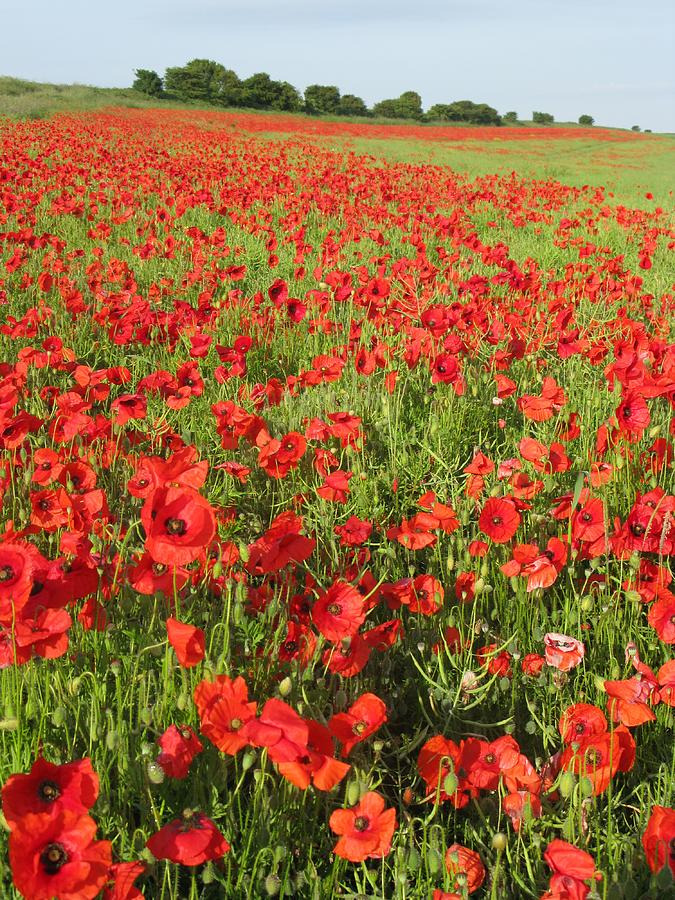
[559,772,576,798]
[443,773,459,795]
[346,780,361,805]
[278,677,292,697]
[0,716,19,731]
[176,692,188,711]
[264,874,281,896]
[106,729,120,751]
[241,751,256,771]
[406,848,421,870]
[427,848,443,874]
[147,761,165,784]
[492,832,507,851]
[579,776,595,798]
[52,707,67,727]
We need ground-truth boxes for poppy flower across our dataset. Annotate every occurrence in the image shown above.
[647,589,675,644]
[276,719,350,791]
[157,725,203,779]
[194,674,257,755]
[642,805,675,875]
[502,790,542,831]
[142,486,216,566]
[444,844,486,894]
[329,791,397,862]
[544,633,585,672]
[558,704,607,744]
[334,516,373,547]
[312,581,366,642]
[2,757,99,828]
[103,861,146,900]
[657,660,675,706]
[9,810,112,900]
[479,497,521,543]
[241,698,310,763]
[322,634,372,677]
[544,838,599,883]
[328,693,387,756]
[166,618,205,668]
[0,541,42,624]
[146,812,230,865]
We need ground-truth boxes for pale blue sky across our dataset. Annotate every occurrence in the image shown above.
[2,0,674,131]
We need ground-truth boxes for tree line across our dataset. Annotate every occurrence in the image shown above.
[132,61,594,126]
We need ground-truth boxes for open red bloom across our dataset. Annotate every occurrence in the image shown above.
[648,589,675,644]
[103,861,145,900]
[157,725,203,779]
[312,580,366,642]
[544,633,585,672]
[329,791,396,862]
[141,486,216,566]
[146,812,230,865]
[9,811,112,900]
[276,719,350,791]
[444,844,486,894]
[642,805,675,875]
[194,674,257,755]
[328,693,387,756]
[544,839,598,882]
[166,617,205,668]
[479,497,521,543]
[240,698,309,764]
[2,757,98,829]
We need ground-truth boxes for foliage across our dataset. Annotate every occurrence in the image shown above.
[373,90,423,119]
[578,114,594,126]
[132,69,164,98]
[427,100,501,125]
[533,110,555,125]
[304,84,341,115]
[503,110,519,124]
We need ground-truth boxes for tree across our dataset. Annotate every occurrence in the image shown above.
[373,91,423,120]
[578,114,594,126]
[132,69,163,98]
[631,124,641,132]
[304,84,341,115]
[164,59,228,104]
[426,100,501,126]
[240,73,301,111]
[337,94,369,117]
[216,69,243,107]
[503,110,518,124]
[532,111,554,125]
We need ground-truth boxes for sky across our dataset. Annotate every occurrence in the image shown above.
[2,0,674,132]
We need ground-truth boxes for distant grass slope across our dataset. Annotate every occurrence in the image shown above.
[0,75,650,133]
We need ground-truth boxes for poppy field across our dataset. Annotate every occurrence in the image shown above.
[0,108,674,899]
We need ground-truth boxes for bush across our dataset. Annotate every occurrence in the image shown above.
[503,111,518,124]
[532,111,554,125]
[578,114,594,126]
[132,70,164,98]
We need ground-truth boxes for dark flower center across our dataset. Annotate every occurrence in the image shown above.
[622,407,631,419]
[230,718,242,730]
[0,565,15,582]
[575,722,586,734]
[165,517,187,536]
[630,523,645,536]
[352,721,366,735]
[40,843,68,875]
[152,563,167,575]
[38,499,50,511]
[491,516,502,526]
[584,748,602,767]
[484,753,495,764]
[353,816,370,832]
[327,603,342,616]
[581,512,592,522]
[283,640,298,654]
[38,780,61,802]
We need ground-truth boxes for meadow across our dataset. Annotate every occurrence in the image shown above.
[0,106,673,899]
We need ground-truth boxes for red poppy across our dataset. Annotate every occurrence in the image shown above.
[616,390,650,441]
[194,674,257,755]
[142,486,216,566]
[0,541,45,625]
[2,757,99,828]
[9,810,112,900]
[166,618,205,668]
[312,581,366,642]
[127,553,190,596]
[479,497,521,543]
[328,791,396,862]
[642,805,675,875]
[241,698,310,763]
[146,812,230,865]
[334,516,373,546]
[502,790,542,831]
[544,633,585,672]
[648,589,675,644]
[157,725,203,779]
[543,838,599,883]
[322,634,372,677]
[558,704,607,744]
[604,677,656,727]
[328,693,387,756]
[521,653,546,676]
[657,660,675,705]
[276,719,350,791]
[103,861,146,900]
[444,844,485,894]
